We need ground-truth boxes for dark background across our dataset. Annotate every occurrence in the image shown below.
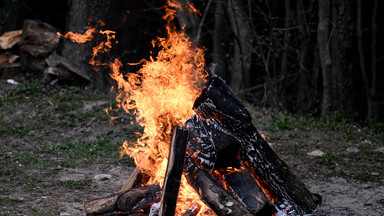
[1,0,383,124]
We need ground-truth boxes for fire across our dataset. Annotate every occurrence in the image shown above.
[109,1,211,215]
[58,0,213,214]
[57,27,96,43]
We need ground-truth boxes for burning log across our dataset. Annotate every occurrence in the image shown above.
[185,115,241,170]
[84,184,161,215]
[192,76,321,215]
[185,161,254,216]
[84,193,120,216]
[159,126,189,216]
[116,184,162,213]
[222,164,270,214]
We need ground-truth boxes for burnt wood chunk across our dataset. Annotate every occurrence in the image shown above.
[223,165,271,214]
[159,126,189,216]
[185,160,253,216]
[116,184,161,213]
[185,114,241,170]
[193,76,321,215]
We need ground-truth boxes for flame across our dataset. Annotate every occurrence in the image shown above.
[58,1,213,214]
[109,1,211,215]
[89,30,116,67]
[57,27,96,43]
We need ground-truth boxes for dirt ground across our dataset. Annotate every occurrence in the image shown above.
[0,78,383,216]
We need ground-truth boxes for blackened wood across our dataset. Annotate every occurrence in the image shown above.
[84,184,161,215]
[185,160,253,216]
[193,76,321,215]
[116,184,161,213]
[223,165,271,214]
[185,114,241,170]
[159,126,189,216]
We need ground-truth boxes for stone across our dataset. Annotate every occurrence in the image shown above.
[346,147,360,154]
[307,149,326,157]
[93,174,112,182]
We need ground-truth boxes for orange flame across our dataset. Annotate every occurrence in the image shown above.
[57,27,96,43]
[58,1,213,214]
[89,30,116,67]
[109,1,212,215]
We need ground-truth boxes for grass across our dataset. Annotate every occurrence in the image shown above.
[0,197,24,204]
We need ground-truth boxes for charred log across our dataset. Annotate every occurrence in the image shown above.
[159,126,189,216]
[185,114,241,170]
[193,76,321,215]
[222,164,271,214]
[185,160,253,216]
[84,193,120,216]
[84,184,161,216]
[116,184,161,213]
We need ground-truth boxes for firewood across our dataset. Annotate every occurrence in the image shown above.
[222,164,271,214]
[44,53,90,83]
[84,193,120,215]
[84,184,161,215]
[159,126,189,216]
[120,167,142,193]
[185,114,241,170]
[0,30,22,50]
[116,184,161,213]
[18,20,60,73]
[185,160,254,216]
[193,76,321,215]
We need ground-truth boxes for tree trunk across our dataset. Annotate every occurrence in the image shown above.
[357,0,372,119]
[227,0,252,93]
[370,0,378,119]
[60,0,112,90]
[317,0,333,117]
[213,1,228,78]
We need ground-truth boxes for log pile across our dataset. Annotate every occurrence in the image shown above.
[0,19,90,83]
[84,76,321,216]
